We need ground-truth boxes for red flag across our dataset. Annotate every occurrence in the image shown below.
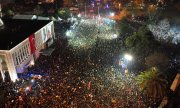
[28,34,36,54]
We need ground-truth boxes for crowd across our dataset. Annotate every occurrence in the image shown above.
[1,19,160,108]
[148,19,180,45]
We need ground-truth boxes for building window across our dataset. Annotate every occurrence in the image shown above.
[16,52,20,65]
[27,43,30,55]
[18,50,22,63]
[22,48,25,61]
[20,49,23,62]
[26,45,29,57]
[23,46,27,58]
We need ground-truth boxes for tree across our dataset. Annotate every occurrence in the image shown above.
[3,9,14,19]
[136,67,168,99]
[117,17,133,38]
[145,52,169,70]
[125,26,157,57]
[55,8,71,20]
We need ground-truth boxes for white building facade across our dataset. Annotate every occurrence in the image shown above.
[0,21,55,82]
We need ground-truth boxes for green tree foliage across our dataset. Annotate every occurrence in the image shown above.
[117,17,133,38]
[125,26,157,57]
[136,67,168,99]
[145,52,169,70]
[3,9,14,18]
[55,8,71,20]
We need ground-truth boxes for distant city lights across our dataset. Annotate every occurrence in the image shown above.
[31,79,35,83]
[25,87,30,91]
[106,4,109,8]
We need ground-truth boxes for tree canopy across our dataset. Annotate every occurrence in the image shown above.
[125,26,158,57]
[145,52,169,70]
[136,67,168,99]
[54,8,71,20]
[118,17,133,34]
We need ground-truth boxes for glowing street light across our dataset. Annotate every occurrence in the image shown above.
[31,79,35,83]
[110,12,115,17]
[124,54,133,61]
[77,13,81,17]
[112,34,118,39]
[118,3,121,10]
[25,87,30,91]
[66,30,75,38]
[66,30,70,36]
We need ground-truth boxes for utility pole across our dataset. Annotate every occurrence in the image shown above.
[0,4,2,18]
[85,3,87,17]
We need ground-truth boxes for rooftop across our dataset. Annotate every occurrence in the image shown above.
[0,19,51,50]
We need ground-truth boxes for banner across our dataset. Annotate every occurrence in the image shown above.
[42,27,47,43]
[41,24,52,43]
[35,30,43,49]
[28,34,36,54]
[46,25,52,39]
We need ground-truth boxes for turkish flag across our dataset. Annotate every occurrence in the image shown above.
[29,34,36,54]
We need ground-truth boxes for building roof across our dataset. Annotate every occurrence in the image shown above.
[13,14,37,20]
[0,19,51,50]
[13,14,50,20]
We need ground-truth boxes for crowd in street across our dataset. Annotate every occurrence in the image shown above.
[2,19,160,108]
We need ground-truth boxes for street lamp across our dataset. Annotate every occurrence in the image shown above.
[124,54,133,61]
[110,12,115,17]
[122,54,133,74]
[77,13,81,17]
[118,3,121,11]
[112,34,117,39]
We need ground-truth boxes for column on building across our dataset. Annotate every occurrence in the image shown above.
[15,51,19,65]
[5,53,18,82]
[27,43,31,56]
[51,22,55,39]
[23,46,27,59]
[20,48,25,62]
[0,4,2,18]
[25,44,29,57]
[0,58,5,81]
[19,49,23,63]
[17,50,21,64]
[12,53,17,65]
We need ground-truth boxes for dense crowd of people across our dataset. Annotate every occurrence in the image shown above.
[148,19,180,45]
[1,19,161,108]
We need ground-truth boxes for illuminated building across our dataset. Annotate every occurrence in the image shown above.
[0,19,55,82]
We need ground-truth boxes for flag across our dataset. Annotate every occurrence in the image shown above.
[28,34,36,54]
